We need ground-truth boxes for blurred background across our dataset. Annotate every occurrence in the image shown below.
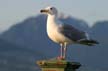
[0,0,108,71]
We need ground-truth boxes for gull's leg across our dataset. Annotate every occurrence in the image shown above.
[57,43,64,60]
[63,42,67,59]
[60,43,63,58]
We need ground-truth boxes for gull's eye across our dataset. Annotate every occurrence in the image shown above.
[50,8,53,10]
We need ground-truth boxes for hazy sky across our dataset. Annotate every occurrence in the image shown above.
[0,0,108,32]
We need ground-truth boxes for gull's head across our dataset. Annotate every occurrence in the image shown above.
[40,6,58,16]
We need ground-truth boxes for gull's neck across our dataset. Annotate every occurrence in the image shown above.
[47,14,58,24]
[47,14,58,32]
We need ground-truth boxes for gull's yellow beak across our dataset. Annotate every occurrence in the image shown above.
[40,9,49,13]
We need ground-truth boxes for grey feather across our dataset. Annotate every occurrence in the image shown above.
[58,24,87,41]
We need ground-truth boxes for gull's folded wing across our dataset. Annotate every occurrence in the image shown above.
[58,24,87,41]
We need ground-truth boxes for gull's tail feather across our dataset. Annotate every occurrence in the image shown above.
[78,39,99,46]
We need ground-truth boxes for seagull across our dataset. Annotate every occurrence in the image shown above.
[40,6,99,60]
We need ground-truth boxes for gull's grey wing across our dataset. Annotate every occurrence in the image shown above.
[58,24,87,41]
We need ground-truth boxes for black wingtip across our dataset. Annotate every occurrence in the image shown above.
[79,39,99,46]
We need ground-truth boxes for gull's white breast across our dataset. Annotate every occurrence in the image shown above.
[47,16,72,44]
